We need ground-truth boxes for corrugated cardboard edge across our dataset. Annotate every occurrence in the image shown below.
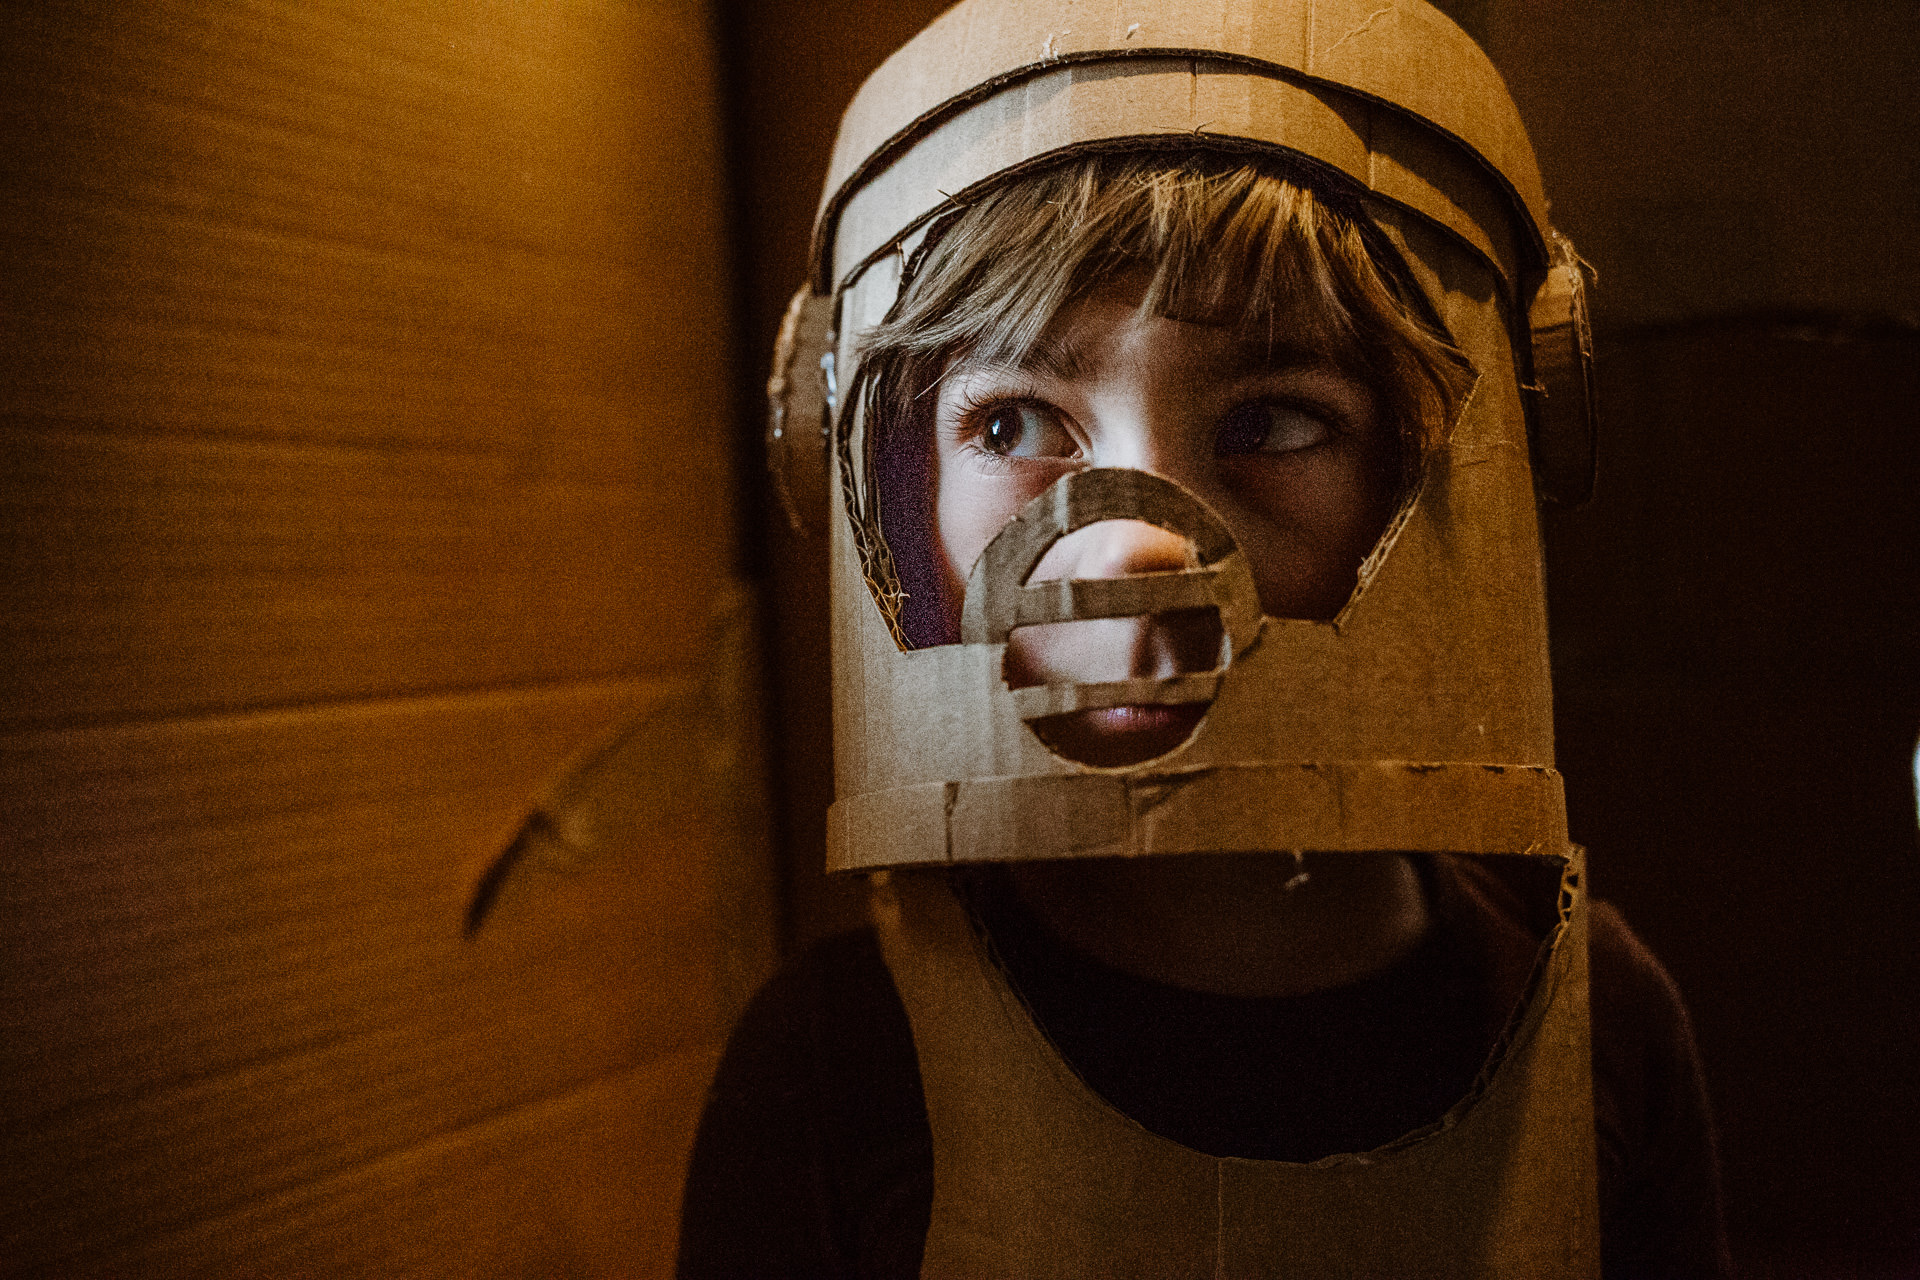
[831,760,1566,871]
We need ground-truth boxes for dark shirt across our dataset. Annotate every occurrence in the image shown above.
[678,857,1730,1279]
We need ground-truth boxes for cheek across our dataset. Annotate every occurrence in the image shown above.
[1221,444,1401,619]
[1289,455,1396,539]
[933,459,1031,609]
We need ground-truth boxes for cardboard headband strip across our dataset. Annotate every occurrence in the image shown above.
[812,0,1549,299]
[825,59,1533,311]
[830,762,1570,869]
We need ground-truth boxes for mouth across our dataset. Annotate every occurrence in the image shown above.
[1027,702,1209,768]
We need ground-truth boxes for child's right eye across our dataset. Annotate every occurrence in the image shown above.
[977,402,1077,460]
[1215,401,1334,456]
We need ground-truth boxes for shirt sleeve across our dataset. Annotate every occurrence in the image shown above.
[676,929,930,1280]
[1589,900,1734,1280]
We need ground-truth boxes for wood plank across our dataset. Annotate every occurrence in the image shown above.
[100,1047,725,1279]
[0,429,722,729]
[0,1,735,477]
[0,672,776,1268]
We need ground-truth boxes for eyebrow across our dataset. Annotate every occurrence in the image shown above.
[1021,330,1090,382]
[940,338,1089,386]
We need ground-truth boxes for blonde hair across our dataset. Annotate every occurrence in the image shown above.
[861,153,1472,484]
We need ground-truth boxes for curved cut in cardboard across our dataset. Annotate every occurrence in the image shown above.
[874,858,1599,1278]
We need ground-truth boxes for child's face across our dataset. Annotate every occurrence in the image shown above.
[932,271,1401,759]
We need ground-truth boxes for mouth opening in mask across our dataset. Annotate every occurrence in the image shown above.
[1000,509,1231,766]
[1008,601,1227,768]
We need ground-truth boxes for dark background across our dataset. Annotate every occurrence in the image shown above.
[717,2,1920,1276]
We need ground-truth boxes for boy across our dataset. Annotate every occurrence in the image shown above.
[684,4,1727,1276]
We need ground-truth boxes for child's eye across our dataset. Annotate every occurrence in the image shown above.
[1215,402,1332,456]
[977,401,1077,459]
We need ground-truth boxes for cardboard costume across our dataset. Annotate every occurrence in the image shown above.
[765,1,1604,1274]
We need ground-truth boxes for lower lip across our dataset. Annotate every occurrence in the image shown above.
[1081,704,1197,734]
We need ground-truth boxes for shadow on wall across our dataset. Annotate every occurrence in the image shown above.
[1544,316,1920,1277]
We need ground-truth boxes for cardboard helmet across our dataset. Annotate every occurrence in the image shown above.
[766,5,1609,1271]
[765,0,1598,876]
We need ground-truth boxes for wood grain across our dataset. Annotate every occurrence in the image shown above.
[0,1,770,1273]
[0,676,773,1270]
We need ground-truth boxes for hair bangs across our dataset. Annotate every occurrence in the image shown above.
[867,157,1418,384]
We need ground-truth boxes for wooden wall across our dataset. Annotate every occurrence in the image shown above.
[0,3,775,1274]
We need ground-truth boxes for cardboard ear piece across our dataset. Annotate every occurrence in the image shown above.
[765,285,836,535]
[1527,233,1599,507]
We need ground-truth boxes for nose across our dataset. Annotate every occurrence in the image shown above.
[1007,517,1225,689]
[1030,518,1193,583]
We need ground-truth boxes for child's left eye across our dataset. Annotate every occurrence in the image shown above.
[1215,402,1332,456]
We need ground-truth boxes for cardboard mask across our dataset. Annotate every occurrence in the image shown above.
[767,0,1601,1272]
[766,0,1596,874]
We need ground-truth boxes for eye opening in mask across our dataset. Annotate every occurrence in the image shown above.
[848,149,1477,652]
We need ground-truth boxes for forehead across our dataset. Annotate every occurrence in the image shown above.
[948,271,1352,385]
